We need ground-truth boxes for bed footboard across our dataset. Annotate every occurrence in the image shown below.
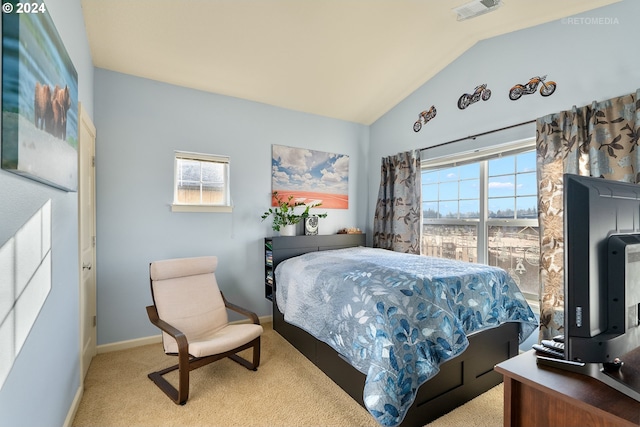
[273,307,519,426]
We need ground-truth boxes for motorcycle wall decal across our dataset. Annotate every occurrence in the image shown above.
[457,84,491,110]
[413,106,437,132]
[509,75,557,100]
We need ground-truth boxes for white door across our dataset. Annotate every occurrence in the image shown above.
[78,103,97,380]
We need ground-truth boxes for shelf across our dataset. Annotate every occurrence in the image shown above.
[263,234,366,301]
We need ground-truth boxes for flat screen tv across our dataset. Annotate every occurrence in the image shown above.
[538,173,640,401]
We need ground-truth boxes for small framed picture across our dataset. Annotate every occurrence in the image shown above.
[304,216,319,235]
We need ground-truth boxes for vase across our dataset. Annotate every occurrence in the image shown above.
[279,224,296,236]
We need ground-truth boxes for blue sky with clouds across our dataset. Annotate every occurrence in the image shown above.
[272,144,349,194]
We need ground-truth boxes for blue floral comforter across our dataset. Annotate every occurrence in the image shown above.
[275,247,537,427]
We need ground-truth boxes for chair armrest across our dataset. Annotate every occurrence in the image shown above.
[220,293,260,325]
[146,305,189,352]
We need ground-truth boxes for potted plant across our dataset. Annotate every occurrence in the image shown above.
[261,191,327,235]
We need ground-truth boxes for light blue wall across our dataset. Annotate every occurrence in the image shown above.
[368,0,640,234]
[0,0,93,426]
[93,69,369,345]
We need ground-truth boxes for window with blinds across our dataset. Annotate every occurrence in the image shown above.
[172,151,232,212]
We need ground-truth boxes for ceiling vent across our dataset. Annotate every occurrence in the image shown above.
[453,0,503,21]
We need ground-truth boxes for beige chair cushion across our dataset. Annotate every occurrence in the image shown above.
[188,323,263,357]
[150,255,219,281]
[150,256,262,356]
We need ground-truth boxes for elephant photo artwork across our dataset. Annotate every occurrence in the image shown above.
[2,3,79,191]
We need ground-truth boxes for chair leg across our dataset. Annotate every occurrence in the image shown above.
[177,346,190,404]
[228,337,261,371]
[252,338,261,369]
[148,348,191,405]
[149,338,260,405]
[148,363,185,405]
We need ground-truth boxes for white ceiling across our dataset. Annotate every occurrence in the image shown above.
[81,0,619,125]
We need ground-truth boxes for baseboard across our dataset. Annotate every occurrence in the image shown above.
[97,334,161,354]
[63,384,83,427]
[257,314,272,326]
[97,315,273,354]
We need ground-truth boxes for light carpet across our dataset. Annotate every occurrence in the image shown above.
[72,322,503,427]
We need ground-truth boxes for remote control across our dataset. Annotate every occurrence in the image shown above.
[532,343,564,359]
[541,339,565,352]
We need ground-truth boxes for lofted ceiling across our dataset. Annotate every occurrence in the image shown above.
[81,0,619,125]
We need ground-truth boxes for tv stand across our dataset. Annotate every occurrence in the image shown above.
[536,353,640,402]
[496,350,639,427]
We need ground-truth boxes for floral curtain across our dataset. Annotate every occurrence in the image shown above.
[373,150,422,254]
[536,89,640,340]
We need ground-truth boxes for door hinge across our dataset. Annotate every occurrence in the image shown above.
[92,236,96,247]
[92,315,97,327]
[92,156,95,167]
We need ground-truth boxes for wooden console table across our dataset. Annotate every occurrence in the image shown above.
[495,350,640,427]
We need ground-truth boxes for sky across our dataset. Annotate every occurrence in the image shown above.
[271,144,349,195]
[422,150,537,217]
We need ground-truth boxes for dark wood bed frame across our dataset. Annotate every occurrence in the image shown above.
[269,234,519,427]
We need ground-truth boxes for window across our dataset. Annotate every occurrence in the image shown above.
[421,139,539,301]
[171,151,232,212]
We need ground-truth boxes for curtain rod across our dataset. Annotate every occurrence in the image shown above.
[420,119,536,152]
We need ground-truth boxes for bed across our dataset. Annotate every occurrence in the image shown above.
[270,236,537,427]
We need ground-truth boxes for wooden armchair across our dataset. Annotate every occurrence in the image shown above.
[146,256,263,404]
